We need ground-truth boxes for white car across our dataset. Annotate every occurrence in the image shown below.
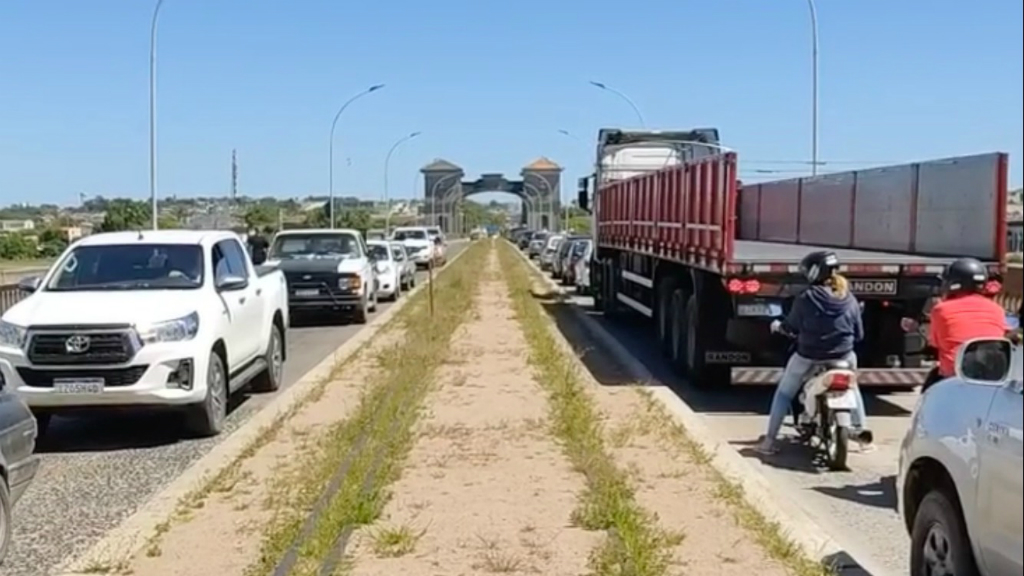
[265,229,378,324]
[367,241,404,301]
[426,226,447,265]
[391,227,435,268]
[390,242,417,291]
[0,230,290,438]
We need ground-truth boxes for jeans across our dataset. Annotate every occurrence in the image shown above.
[765,351,867,442]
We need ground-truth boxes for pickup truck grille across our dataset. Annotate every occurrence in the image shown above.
[17,366,148,388]
[26,331,135,365]
[284,272,359,295]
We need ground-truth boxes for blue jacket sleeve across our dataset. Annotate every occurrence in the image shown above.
[850,299,864,342]
[782,293,805,334]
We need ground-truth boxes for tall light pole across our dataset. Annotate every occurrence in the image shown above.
[383,131,421,235]
[328,84,384,228]
[806,0,820,175]
[149,0,166,230]
[588,81,646,127]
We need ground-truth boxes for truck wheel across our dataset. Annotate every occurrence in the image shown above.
[185,352,228,437]
[910,490,978,576]
[250,324,284,393]
[0,480,11,563]
[353,294,369,324]
[685,294,731,388]
[604,262,624,321]
[669,288,689,374]
[656,281,675,355]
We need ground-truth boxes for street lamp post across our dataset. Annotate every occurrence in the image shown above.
[383,131,421,236]
[806,0,820,175]
[588,81,646,127]
[149,0,166,230]
[328,84,385,228]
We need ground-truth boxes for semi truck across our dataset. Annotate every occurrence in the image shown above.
[577,128,1010,388]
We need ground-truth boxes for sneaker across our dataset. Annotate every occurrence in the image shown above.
[754,437,778,455]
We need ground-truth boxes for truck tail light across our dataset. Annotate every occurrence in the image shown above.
[726,278,761,294]
[824,372,851,391]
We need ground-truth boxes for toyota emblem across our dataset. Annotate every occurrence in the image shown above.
[65,334,91,354]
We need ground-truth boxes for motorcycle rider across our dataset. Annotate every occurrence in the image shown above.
[907,258,1012,390]
[756,250,872,455]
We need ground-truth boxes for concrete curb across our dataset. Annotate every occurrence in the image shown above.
[56,241,472,575]
[508,242,895,576]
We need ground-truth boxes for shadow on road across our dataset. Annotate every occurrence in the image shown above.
[36,392,255,453]
[813,475,898,510]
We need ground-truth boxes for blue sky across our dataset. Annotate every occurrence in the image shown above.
[0,0,1021,206]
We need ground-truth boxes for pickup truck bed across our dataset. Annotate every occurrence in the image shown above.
[733,240,953,266]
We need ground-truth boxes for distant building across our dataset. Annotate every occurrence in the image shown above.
[0,219,34,232]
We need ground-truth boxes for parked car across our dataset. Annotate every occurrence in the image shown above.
[527,232,549,259]
[367,240,404,301]
[539,235,564,271]
[0,390,39,562]
[562,238,590,286]
[553,236,585,279]
[574,239,594,294]
[389,242,417,292]
[0,230,290,437]
[897,335,1021,576]
[392,227,435,268]
[365,229,387,241]
[266,228,378,324]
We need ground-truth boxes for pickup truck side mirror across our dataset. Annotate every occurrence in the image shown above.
[956,337,1013,384]
[216,274,248,292]
[17,276,41,294]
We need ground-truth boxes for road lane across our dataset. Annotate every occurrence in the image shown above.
[2,245,465,576]
[550,289,915,575]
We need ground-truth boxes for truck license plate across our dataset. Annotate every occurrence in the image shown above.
[53,378,104,394]
[826,391,857,410]
[295,289,319,297]
[737,303,783,317]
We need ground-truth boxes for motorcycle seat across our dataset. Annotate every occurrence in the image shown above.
[815,359,853,371]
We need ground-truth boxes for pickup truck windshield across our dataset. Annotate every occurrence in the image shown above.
[393,230,427,241]
[270,233,361,258]
[47,244,204,291]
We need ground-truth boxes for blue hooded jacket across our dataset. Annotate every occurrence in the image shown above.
[782,285,864,360]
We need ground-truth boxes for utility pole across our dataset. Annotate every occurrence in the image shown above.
[231,149,238,200]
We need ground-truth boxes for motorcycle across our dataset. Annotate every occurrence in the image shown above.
[772,321,866,471]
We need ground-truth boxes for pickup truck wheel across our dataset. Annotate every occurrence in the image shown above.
[910,490,978,576]
[250,325,284,393]
[32,411,52,437]
[0,480,11,563]
[352,294,369,324]
[186,352,228,437]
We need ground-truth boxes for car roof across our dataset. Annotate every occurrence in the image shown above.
[276,228,360,236]
[75,229,233,248]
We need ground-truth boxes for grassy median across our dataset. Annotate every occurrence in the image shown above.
[497,242,680,576]
[244,242,488,576]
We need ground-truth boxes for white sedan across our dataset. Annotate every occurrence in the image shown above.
[367,241,404,301]
[390,242,417,291]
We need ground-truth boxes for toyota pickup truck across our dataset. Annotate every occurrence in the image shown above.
[265,228,378,323]
[0,230,289,438]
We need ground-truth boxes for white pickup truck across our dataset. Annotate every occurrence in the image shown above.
[0,230,289,437]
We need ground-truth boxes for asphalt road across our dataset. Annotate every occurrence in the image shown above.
[545,288,915,575]
[1,245,465,576]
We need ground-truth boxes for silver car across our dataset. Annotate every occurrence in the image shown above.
[897,335,1021,575]
[0,391,40,561]
[389,243,417,291]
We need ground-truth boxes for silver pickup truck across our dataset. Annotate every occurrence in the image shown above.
[898,332,1021,575]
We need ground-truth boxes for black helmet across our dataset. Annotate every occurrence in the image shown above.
[799,250,840,284]
[942,258,988,294]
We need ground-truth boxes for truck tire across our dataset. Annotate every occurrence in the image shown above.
[604,261,624,321]
[250,324,284,393]
[352,293,369,324]
[668,288,688,373]
[0,480,11,564]
[684,294,731,388]
[656,280,676,355]
[186,351,228,437]
[910,490,978,576]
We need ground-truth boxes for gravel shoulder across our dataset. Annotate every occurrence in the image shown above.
[346,255,598,575]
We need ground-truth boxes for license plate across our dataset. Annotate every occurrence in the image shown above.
[737,303,783,317]
[295,289,320,297]
[53,378,104,394]
[826,391,857,410]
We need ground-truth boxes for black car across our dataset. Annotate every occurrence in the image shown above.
[0,390,40,562]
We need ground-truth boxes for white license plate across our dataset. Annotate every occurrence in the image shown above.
[53,378,104,394]
[826,391,857,410]
[295,289,320,297]
[737,303,783,317]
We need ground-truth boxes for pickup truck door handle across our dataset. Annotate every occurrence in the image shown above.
[255,288,262,296]
[238,297,246,304]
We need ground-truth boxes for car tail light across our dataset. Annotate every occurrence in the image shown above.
[726,278,761,294]
[825,372,851,391]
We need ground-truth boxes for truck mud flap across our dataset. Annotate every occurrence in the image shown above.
[732,367,930,386]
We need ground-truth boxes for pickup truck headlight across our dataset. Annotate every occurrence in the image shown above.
[0,321,27,348]
[338,276,362,291]
[139,311,200,343]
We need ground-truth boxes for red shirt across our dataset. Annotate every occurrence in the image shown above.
[930,294,1009,376]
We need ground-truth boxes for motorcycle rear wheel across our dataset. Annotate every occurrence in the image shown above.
[822,408,850,471]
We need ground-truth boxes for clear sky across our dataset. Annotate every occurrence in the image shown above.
[0,0,1021,206]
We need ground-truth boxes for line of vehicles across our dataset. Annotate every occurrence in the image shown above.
[0,224,449,563]
[562,126,1020,574]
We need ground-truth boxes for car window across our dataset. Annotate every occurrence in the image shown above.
[46,243,204,291]
[367,243,390,260]
[270,233,361,258]
[391,244,406,260]
[216,239,249,280]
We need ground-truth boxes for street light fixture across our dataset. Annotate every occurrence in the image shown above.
[383,131,421,236]
[328,84,385,228]
[588,81,646,127]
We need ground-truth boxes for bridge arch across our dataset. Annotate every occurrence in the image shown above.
[421,158,562,235]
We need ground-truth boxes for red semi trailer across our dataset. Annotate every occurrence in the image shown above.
[577,128,1009,388]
